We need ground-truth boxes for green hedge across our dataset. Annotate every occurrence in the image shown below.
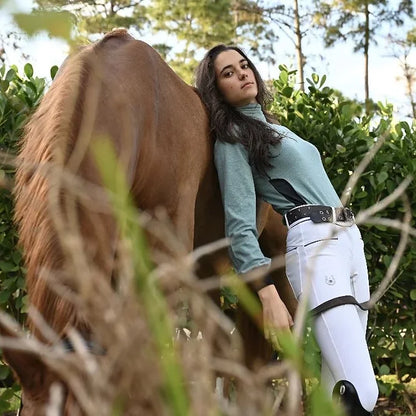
[0,63,52,412]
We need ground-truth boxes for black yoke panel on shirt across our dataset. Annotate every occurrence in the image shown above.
[269,178,306,207]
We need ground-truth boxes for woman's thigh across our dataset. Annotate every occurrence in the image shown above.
[285,221,353,308]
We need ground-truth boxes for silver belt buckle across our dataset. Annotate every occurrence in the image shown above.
[334,207,355,226]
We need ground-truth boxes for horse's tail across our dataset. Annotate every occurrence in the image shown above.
[13,29,134,339]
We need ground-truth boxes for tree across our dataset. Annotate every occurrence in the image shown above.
[146,0,235,81]
[146,0,278,83]
[34,0,148,41]
[30,0,280,82]
[0,31,30,66]
[259,0,316,92]
[387,29,416,119]
[313,0,414,113]
[293,0,305,91]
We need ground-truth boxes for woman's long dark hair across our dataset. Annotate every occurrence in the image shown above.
[194,44,281,173]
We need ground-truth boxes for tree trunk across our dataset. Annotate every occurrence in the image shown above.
[293,0,304,92]
[364,0,370,113]
[404,61,416,119]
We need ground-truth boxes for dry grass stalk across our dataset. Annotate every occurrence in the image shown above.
[0,123,413,416]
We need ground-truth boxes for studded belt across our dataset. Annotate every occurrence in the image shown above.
[284,205,355,227]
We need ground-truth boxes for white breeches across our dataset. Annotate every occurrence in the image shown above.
[285,218,378,412]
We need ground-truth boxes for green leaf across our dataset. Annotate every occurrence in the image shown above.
[335,144,346,153]
[281,86,293,98]
[50,65,59,80]
[0,290,12,303]
[0,387,14,401]
[294,110,304,119]
[24,63,33,78]
[376,171,388,184]
[355,191,368,199]
[2,277,17,289]
[0,80,9,92]
[0,365,10,380]
[5,69,16,82]
[279,70,288,83]
[11,250,22,264]
[379,364,390,375]
[0,260,18,272]
[13,11,73,40]
[405,337,415,352]
[410,289,416,301]
[221,286,238,308]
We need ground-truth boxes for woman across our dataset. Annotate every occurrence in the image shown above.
[194,44,378,415]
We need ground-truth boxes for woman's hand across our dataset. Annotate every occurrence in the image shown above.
[257,284,294,346]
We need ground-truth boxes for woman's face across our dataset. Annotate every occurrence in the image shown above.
[214,49,258,107]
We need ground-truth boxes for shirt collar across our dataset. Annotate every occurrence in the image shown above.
[235,102,267,122]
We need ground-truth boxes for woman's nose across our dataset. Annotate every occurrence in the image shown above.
[238,71,248,80]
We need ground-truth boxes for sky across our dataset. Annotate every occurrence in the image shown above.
[0,0,415,121]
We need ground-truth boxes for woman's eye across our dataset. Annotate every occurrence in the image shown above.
[224,71,233,77]
[241,63,249,69]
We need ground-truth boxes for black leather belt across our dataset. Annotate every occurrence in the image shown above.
[284,205,355,226]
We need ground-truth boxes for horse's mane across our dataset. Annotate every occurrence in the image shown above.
[13,29,135,337]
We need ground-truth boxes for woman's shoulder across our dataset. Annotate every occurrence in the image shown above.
[268,123,306,142]
[268,122,291,135]
[214,139,249,161]
[215,139,247,153]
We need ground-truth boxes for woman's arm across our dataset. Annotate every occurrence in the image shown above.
[258,284,294,337]
[214,140,271,273]
[214,141,293,334]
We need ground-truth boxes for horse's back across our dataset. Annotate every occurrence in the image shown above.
[92,31,211,239]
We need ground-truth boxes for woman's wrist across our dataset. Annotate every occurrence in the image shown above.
[257,284,279,302]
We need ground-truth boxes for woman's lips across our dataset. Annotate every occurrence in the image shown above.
[241,81,254,89]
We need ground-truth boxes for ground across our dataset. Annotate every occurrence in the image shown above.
[374,394,415,416]
[374,377,416,416]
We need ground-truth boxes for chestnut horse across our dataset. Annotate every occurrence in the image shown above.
[3,29,295,415]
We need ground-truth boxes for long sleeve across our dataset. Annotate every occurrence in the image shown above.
[214,140,271,274]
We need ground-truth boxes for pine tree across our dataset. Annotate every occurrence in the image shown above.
[313,0,413,113]
[388,27,416,118]
[147,0,275,83]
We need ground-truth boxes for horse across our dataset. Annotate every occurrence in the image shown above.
[3,29,296,415]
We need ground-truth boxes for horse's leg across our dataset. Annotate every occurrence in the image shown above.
[171,185,198,253]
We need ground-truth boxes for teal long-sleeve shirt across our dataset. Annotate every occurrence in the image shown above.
[214,103,341,274]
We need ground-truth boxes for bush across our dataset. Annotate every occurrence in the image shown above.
[0,63,51,411]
